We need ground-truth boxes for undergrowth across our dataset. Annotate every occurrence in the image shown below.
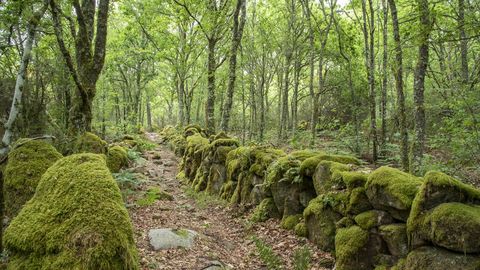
[251,236,283,270]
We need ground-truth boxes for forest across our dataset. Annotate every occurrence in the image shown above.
[0,0,479,269]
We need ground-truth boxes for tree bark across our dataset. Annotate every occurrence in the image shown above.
[221,0,246,132]
[458,0,468,83]
[50,0,110,135]
[411,0,432,174]
[381,0,388,149]
[388,0,409,171]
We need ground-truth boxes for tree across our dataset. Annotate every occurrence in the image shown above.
[1,0,49,156]
[50,0,110,135]
[221,0,247,132]
[411,0,432,174]
[388,0,409,171]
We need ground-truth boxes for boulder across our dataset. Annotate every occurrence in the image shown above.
[299,153,359,178]
[366,166,423,221]
[304,192,348,251]
[347,187,372,215]
[250,198,281,222]
[4,139,62,218]
[403,246,480,270]
[148,228,198,250]
[106,145,129,173]
[312,161,351,195]
[335,225,387,270]
[3,154,138,269]
[354,210,394,230]
[407,171,480,253]
[74,132,107,154]
[378,224,408,257]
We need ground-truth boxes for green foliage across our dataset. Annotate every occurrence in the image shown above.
[113,171,143,200]
[251,236,283,270]
[136,187,173,206]
[293,246,311,270]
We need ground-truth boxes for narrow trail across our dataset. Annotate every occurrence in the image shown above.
[128,133,333,270]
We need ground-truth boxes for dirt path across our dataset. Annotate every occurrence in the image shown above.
[128,133,333,270]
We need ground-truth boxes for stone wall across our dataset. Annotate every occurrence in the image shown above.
[162,126,480,270]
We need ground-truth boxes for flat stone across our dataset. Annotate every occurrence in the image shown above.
[148,228,198,250]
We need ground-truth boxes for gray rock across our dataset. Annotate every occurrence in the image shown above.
[148,228,198,250]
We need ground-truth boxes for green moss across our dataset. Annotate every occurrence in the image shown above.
[404,246,480,270]
[336,217,355,229]
[281,214,302,230]
[313,161,351,195]
[3,154,138,270]
[250,198,280,223]
[379,224,408,257]
[74,132,107,154]
[407,171,480,250]
[210,138,239,148]
[106,146,128,173]
[4,140,62,218]
[347,187,372,215]
[366,166,423,221]
[249,147,286,177]
[300,154,360,177]
[354,210,393,230]
[288,150,322,161]
[294,222,308,237]
[304,192,349,217]
[335,226,369,269]
[137,187,173,206]
[340,171,368,190]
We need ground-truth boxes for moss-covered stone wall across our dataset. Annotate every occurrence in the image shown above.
[162,126,480,270]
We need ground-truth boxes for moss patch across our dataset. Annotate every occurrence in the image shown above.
[312,161,351,195]
[366,166,423,221]
[335,226,370,269]
[354,210,394,230]
[294,222,308,237]
[300,154,359,177]
[281,214,302,230]
[3,154,138,269]
[106,145,129,173]
[404,246,480,270]
[347,187,372,215]
[137,187,174,207]
[74,132,107,154]
[4,139,62,218]
[250,198,280,223]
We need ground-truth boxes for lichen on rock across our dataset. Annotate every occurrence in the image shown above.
[4,139,62,218]
[3,154,139,270]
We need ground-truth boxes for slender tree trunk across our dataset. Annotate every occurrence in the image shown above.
[1,2,48,156]
[291,55,300,136]
[381,0,388,149]
[388,0,409,171]
[258,47,266,141]
[221,0,246,131]
[411,0,432,174]
[458,0,468,83]
[146,95,152,131]
[205,38,217,133]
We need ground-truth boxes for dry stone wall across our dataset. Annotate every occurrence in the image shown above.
[162,126,480,270]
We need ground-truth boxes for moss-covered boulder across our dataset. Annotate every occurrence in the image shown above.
[303,192,348,251]
[354,210,394,230]
[106,145,128,173]
[403,246,480,270]
[74,132,107,154]
[300,154,360,178]
[407,171,480,253]
[312,161,351,195]
[379,224,408,257]
[347,187,372,215]
[366,166,423,221]
[4,140,62,218]
[250,198,281,222]
[205,138,239,194]
[3,154,138,269]
[335,226,387,270]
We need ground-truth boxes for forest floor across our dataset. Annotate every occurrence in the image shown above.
[127,133,334,270]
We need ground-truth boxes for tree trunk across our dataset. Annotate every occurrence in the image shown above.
[1,1,48,156]
[388,0,409,171]
[411,0,432,174]
[458,0,468,83]
[221,0,246,131]
[205,38,217,133]
[381,0,388,149]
